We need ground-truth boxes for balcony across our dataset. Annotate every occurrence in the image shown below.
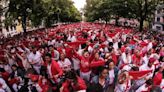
[156,4,164,10]
[154,21,164,25]
[156,13,164,17]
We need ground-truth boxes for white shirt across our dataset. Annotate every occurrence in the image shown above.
[0,64,12,74]
[58,58,71,70]
[35,83,42,92]
[142,55,149,65]
[0,78,11,92]
[28,51,42,65]
[0,89,5,92]
[122,64,132,71]
[51,39,56,45]
[4,64,12,74]
[71,36,76,42]
[67,35,76,42]
[72,58,80,70]
[0,78,8,89]
[160,79,164,92]
[52,50,60,61]
[121,53,132,64]
[78,49,84,56]
[113,42,118,51]
[109,69,115,84]
[8,58,16,66]
[136,84,148,92]
[147,42,153,51]
[115,80,131,92]
[91,34,96,41]
[88,46,93,53]
[47,64,52,78]
[139,64,155,78]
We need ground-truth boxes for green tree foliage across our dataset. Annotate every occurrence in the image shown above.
[84,0,163,31]
[129,0,163,31]
[7,0,34,33]
[84,0,107,22]
[6,0,81,31]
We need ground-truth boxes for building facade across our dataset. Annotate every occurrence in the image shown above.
[152,4,164,32]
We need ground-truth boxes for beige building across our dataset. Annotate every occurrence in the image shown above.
[152,4,164,31]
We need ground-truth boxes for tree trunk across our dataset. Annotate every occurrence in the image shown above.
[115,17,119,26]
[139,18,144,32]
[105,18,108,24]
[22,15,27,33]
[105,19,108,24]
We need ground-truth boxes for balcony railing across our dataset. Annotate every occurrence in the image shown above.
[154,21,164,25]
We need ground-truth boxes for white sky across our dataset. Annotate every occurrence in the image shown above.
[72,0,86,11]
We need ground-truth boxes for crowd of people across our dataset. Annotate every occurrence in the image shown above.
[0,22,163,92]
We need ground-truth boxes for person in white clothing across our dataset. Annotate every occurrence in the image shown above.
[49,45,60,61]
[16,52,31,71]
[27,46,43,74]
[115,70,131,92]
[121,47,132,64]
[139,57,156,79]
[0,77,11,92]
[160,79,164,92]
[136,79,153,92]
[58,53,72,72]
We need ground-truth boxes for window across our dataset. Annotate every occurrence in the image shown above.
[157,10,160,14]
[6,27,9,32]
[10,26,13,31]
[156,26,161,30]
[157,17,160,22]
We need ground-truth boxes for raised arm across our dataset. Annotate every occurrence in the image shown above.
[16,53,23,61]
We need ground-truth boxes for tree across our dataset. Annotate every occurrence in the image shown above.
[42,0,81,27]
[109,0,134,26]
[30,0,46,27]
[84,0,163,31]
[84,0,106,22]
[84,0,131,24]
[6,0,81,31]
[129,0,163,31]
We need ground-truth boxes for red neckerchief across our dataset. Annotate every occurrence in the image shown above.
[162,86,164,89]
[51,51,55,57]
[125,80,130,92]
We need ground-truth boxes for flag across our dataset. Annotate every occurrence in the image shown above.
[129,70,152,80]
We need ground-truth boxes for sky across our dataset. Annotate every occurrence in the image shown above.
[72,0,86,11]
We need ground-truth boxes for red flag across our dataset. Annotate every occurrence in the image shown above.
[129,70,152,80]
[90,61,105,68]
[153,72,162,86]
[140,41,148,47]
[100,44,107,48]
[130,40,137,45]
[28,74,39,82]
[65,41,86,48]
[108,33,116,38]
[8,78,20,86]
[77,38,87,41]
